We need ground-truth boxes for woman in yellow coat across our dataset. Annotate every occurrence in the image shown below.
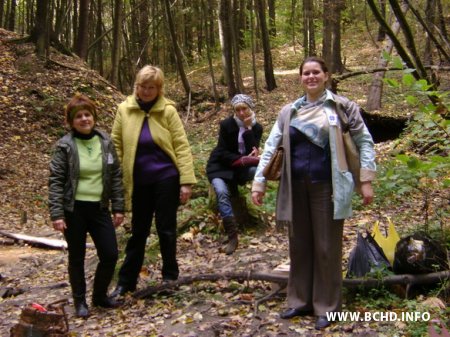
[111,65,196,296]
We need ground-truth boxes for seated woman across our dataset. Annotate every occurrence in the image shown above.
[206,94,263,255]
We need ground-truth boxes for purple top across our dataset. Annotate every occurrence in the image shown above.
[133,120,179,185]
[289,126,331,182]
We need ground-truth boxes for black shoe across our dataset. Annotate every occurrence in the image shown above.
[279,307,312,319]
[110,285,131,298]
[74,300,89,318]
[315,316,332,330]
[92,296,121,308]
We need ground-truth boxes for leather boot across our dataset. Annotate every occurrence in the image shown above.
[92,253,119,308]
[69,265,88,317]
[223,216,238,255]
[74,296,89,318]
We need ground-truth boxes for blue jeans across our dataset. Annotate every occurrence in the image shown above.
[211,166,257,219]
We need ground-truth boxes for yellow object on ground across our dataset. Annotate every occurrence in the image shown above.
[372,218,400,266]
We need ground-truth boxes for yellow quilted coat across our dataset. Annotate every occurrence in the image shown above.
[111,95,197,210]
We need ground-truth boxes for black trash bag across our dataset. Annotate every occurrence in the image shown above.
[346,230,391,278]
[393,232,449,274]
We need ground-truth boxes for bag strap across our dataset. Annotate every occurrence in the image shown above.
[332,95,350,133]
[277,104,295,139]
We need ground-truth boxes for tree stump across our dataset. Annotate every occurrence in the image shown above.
[10,300,69,337]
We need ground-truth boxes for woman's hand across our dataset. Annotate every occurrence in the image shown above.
[360,182,374,205]
[252,191,264,206]
[243,115,253,128]
[249,146,259,157]
[180,185,192,205]
[113,213,124,227]
[52,219,67,232]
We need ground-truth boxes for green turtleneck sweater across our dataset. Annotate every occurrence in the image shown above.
[75,135,103,201]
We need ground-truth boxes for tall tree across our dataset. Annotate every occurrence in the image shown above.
[322,0,344,73]
[250,0,259,98]
[377,0,387,41]
[268,0,276,37]
[162,0,191,96]
[0,0,4,28]
[436,0,448,42]
[34,0,49,58]
[366,2,409,111]
[230,0,244,93]
[95,0,104,75]
[255,0,276,91]
[303,0,316,56]
[218,0,237,98]
[8,0,16,31]
[75,0,90,60]
[110,0,122,86]
[201,0,219,110]
[367,0,440,105]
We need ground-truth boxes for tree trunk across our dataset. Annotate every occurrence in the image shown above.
[332,0,344,73]
[377,0,387,41]
[138,1,150,66]
[0,0,4,28]
[75,0,90,60]
[367,0,440,105]
[303,0,315,56]
[250,0,259,98]
[388,0,429,81]
[110,0,122,86]
[290,0,296,52]
[323,0,344,73]
[255,0,276,91]
[162,0,191,97]
[230,0,244,93]
[268,0,276,37]
[403,0,450,64]
[72,0,78,49]
[218,0,237,98]
[34,0,49,59]
[201,0,219,110]
[8,0,16,31]
[366,2,409,111]
[436,0,448,42]
[95,0,104,75]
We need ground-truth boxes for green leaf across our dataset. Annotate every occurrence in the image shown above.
[393,57,404,69]
[402,73,415,86]
[384,78,400,88]
[406,95,419,105]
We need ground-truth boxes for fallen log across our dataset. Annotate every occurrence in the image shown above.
[0,231,94,250]
[134,270,450,299]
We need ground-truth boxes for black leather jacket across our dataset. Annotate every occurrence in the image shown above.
[48,129,124,221]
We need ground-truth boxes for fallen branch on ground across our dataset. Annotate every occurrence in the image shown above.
[134,270,450,299]
[0,230,94,249]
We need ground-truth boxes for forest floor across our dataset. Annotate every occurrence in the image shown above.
[0,27,448,337]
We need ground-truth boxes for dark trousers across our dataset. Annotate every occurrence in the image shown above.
[118,176,180,289]
[287,179,344,316]
[64,201,118,301]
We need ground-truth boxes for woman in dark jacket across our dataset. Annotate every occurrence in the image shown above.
[49,94,124,318]
[206,94,263,254]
